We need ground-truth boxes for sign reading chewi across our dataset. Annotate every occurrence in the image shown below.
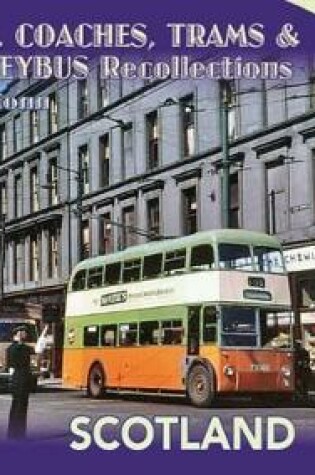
[284,245,315,272]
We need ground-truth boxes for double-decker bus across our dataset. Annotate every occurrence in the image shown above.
[63,229,294,407]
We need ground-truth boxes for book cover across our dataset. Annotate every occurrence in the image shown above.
[0,1,314,474]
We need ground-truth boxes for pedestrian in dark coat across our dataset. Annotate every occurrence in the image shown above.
[6,325,48,440]
[294,340,311,401]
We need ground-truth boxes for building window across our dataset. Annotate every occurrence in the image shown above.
[182,187,197,235]
[82,220,90,259]
[30,166,39,213]
[48,227,59,279]
[78,79,89,119]
[13,114,22,153]
[99,212,114,255]
[14,173,23,218]
[229,173,240,229]
[79,145,90,194]
[122,205,136,249]
[147,198,160,240]
[146,110,159,170]
[99,134,110,187]
[98,70,109,109]
[122,123,133,179]
[222,81,239,141]
[13,238,24,285]
[30,110,40,144]
[30,234,40,282]
[261,79,268,128]
[48,92,58,134]
[0,181,7,219]
[0,124,7,161]
[310,75,315,110]
[47,157,59,206]
[266,160,288,235]
[180,95,195,157]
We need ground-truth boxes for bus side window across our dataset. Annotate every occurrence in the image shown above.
[105,262,121,285]
[101,325,117,347]
[87,266,104,289]
[143,254,163,279]
[161,320,184,345]
[203,306,217,343]
[83,325,100,347]
[119,323,138,346]
[139,321,159,345]
[123,259,141,283]
[164,249,186,275]
[191,245,214,270]
[71,270,87,291]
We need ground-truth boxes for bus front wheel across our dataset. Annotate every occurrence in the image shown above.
[87,364,106,399]
[187,364,215,408]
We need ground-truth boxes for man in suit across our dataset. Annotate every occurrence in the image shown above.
[6,325,47,440]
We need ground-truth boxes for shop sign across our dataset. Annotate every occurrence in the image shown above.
[284,246,315,272]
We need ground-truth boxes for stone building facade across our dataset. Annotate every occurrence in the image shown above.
[1,61,315,374]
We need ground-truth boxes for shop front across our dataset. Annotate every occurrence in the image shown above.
[284,244,315,372]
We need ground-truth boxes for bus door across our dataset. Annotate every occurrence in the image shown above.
[187,307,201,356]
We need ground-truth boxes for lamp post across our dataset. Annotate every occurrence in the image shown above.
[220,80,232,229]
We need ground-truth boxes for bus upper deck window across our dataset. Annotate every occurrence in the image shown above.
[105,263,121,285]
[191,245,214,270]
[143,254,163,279]
[87,266,104,289]
[123,259,141,283]
[253,246,284,274]
[164,249,186,274]
[71,270,87,291]
[218,244,252,270]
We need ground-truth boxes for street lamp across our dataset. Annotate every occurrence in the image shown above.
[220,80,233,229]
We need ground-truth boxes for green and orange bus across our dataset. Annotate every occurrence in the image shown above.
[63,229,295,407]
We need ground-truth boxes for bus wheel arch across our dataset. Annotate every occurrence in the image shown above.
[186,360,216,408]
[87,361,106,399]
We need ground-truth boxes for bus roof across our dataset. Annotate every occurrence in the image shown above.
[73,229,281,272]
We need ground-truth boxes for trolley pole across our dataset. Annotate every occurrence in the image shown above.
[221,81,231,229]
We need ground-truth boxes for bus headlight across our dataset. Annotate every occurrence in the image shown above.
[281,366,291,378]
[223,365,235,377]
